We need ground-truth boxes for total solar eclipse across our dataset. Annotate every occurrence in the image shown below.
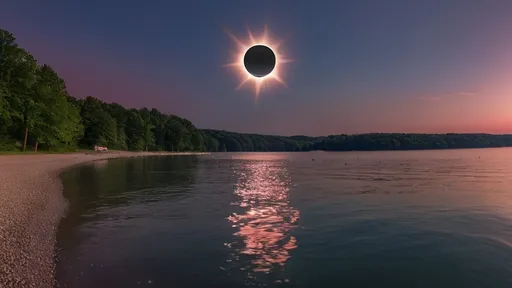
[224,26,293,96]
[243,45,276,78]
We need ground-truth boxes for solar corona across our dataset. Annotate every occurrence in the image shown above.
[224,26,293,97]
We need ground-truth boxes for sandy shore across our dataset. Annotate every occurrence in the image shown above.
[0,151,206,288]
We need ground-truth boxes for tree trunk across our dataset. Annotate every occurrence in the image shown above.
[34,139,39,152]
[23,127,28,152]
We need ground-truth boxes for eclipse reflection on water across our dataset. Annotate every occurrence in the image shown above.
[225,158,299,282]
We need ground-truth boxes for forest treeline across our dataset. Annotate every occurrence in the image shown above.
[0,28,209,152]
[2,28,512,153]
[203,130,512,151]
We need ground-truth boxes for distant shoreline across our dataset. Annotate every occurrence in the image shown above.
[0,151,207,288]
[208,146,512,152]
[202,130,512,152]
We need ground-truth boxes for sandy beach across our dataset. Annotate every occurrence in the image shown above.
[0,151,206,288]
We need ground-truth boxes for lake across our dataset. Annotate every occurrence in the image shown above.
[56,149,512,287]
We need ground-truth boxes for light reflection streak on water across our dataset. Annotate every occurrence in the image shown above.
[226,159,299,277]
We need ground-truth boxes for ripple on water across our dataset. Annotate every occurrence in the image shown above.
[56,150,512,287]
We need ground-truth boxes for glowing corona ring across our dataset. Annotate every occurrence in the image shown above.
[223,25,293,97]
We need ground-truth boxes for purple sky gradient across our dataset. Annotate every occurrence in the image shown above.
[1,1,512,136]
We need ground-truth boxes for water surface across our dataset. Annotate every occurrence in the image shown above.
[57,149,512,287]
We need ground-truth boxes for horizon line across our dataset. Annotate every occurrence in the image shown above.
[200,128,512,138]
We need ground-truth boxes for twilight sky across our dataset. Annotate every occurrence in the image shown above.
[1,0,512,136]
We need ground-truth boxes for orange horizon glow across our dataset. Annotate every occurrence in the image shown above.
[223,25,293,98]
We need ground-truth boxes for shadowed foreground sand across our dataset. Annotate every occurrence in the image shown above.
[0,151,206,288]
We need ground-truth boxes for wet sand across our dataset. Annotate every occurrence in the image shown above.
[0,151,206,288]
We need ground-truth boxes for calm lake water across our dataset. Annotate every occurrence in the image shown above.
[56,149,512,287]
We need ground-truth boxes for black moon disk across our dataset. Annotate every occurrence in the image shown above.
[243,45,276,78]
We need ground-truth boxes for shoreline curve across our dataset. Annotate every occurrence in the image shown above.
[0,151,207,288]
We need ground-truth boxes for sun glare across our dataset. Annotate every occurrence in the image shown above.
[223,25,293,97]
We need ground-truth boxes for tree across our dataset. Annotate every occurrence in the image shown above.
[190,131,204,151]
[139,108,155,151]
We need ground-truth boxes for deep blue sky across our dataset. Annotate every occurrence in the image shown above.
[2,1,512,136]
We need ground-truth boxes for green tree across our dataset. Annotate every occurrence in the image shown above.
[139,108,155,151]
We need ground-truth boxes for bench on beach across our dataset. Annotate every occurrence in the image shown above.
[94,145,108,152]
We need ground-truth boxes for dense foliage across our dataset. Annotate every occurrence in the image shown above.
[201,130,322,152]
[2,28,512,153]
[314,133,512,151]
[203,131,512,152]
[0,29,205,152]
